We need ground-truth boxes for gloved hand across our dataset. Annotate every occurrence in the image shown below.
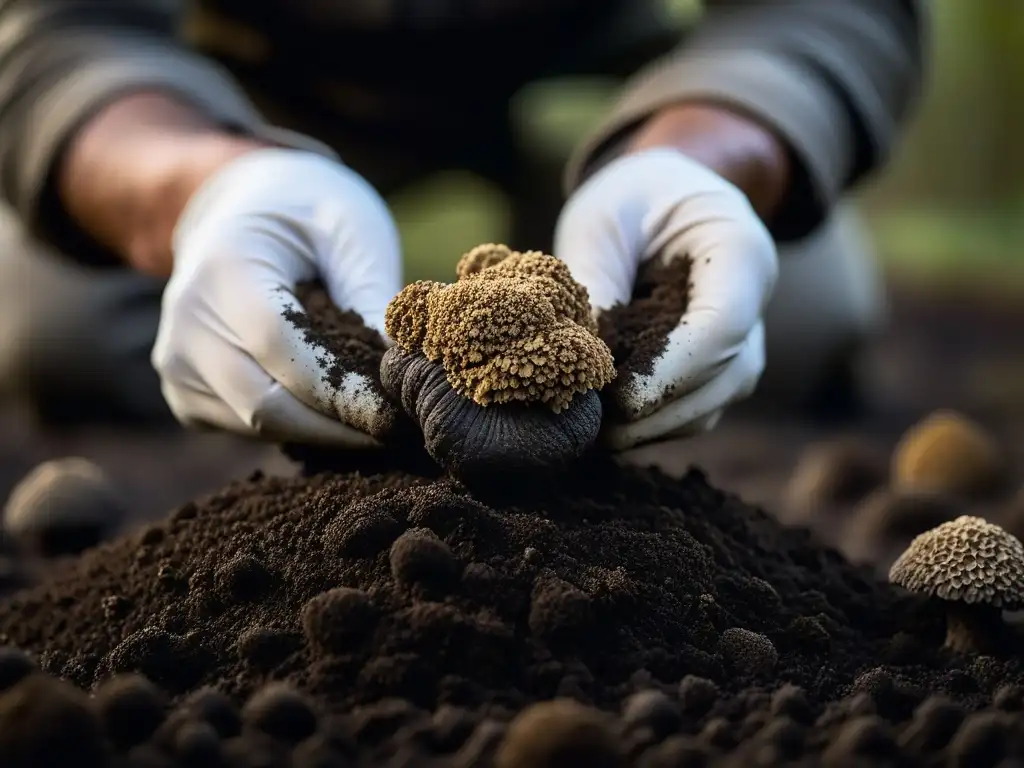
[152,148,402,446]
[554,148,779,450]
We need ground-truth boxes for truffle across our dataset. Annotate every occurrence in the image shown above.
[892,410,1005,499]
[718,628,778,677]
[93,674,168,750]
[493,699,623,768]
[381,246,614,478]
[889,516,1024,653]
[3,457,126,556]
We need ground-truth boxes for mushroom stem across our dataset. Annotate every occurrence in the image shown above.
[944,602,1007,654]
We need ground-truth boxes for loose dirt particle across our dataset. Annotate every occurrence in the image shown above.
[389,528,460,588]
[0,675,108,768]
[301,587,378,655]
[241,682,318,745]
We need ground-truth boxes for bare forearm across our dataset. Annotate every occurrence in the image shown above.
[628,103,791,222]
[58,92,269,276]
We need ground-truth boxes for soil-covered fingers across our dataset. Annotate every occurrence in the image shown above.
[155,239,396,443]
[234,276,398,440]
[604,322,764,451]
[154,307,382,447]
[611,219,775,422]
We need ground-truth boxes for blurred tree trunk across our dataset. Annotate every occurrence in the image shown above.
[865,1,1024,212]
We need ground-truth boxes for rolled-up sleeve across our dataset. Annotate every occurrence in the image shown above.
[0,0,331,242]
[565,0,929,240]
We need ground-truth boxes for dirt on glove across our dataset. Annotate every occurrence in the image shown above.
[2,275,1024,767]
[598,256,692,378]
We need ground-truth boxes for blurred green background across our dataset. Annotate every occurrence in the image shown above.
[391,0,1024,289]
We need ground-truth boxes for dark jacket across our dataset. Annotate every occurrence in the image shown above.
[0,0,927,245]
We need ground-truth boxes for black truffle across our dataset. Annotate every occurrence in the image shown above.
[380,347,603,480]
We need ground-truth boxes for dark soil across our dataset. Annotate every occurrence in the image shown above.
[6,454,1024,767]
[0,279,1022,766]
[598,256,692,377]
[280,282,427,474]
[284,283,391,394]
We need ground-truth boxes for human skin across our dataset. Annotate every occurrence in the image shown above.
[58,92,270,277]
[626,102,792,222]
[59,94,789,277]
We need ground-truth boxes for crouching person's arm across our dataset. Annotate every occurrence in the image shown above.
[554,0,928,449]
[0,0,404,445]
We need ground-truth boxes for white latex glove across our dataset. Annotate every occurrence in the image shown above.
[555,148,778,450]
[152,148,402,446]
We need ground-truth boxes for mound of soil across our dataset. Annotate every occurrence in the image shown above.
[2,276,1024,766]
[2,459,1024,766]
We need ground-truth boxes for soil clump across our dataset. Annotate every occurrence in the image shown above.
[1,458,1024,765]
[598,256,692,378]
[1,276,1024,766]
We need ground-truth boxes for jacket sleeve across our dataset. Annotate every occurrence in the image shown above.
[0,0,331,245]
[565,0,929,241]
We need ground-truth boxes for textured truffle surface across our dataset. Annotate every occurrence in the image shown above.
[889,516,1024,608]
[385,245,614,413]
[379,347,603,478]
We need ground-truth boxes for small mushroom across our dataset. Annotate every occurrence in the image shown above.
[892,410,1005,499]
[888,515,1024,654]
[380,246,614,480]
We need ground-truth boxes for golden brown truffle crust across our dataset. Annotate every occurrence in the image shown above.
[384,280,442,351]
[455,242,515,279]
[385,246,614,412]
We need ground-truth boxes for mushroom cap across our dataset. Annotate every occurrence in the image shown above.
[892,410,1004,498]
[888,515,1024,608]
